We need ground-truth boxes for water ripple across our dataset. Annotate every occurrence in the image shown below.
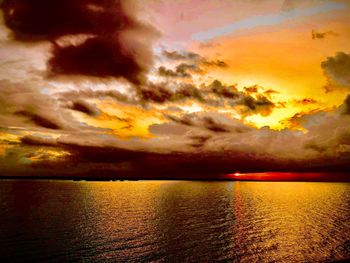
[0,180,349,262]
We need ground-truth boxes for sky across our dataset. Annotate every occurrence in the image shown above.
[0,0,350,179]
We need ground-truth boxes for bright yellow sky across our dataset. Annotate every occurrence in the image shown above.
[188,9,350,129]
[75,100,166,138]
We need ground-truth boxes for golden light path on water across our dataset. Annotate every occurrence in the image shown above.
[0,180,349,262]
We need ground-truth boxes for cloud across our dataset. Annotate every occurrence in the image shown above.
[0,80,111,133]
[139,83,174,103]
[201,59,228,68]
[321,52,350,92]
[49,37,147,84]
[164,112,253,134]
[159,50,229,78]
[136,79,277,117]
[311,29,338,40]
[138,82,204,104]
[279,109,321,130]
[0,80,70,130]
[162,50,200,60]
[57,88,132,104]
[202,116,233,133]
[239,95,275,116]
[206,80,276,116]
[69,100,100,117]
[209,80,240,99]
[301,110,350,159]
[1,0,159,84]
[158,65,192,78]
[0,93,348,178]
[14,110,61,130]
[8,94,349,177]
[162,49,228,67]
[20,135,59,147]
[187,134,212,148]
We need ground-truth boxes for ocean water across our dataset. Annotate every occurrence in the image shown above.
[0,180,349,262]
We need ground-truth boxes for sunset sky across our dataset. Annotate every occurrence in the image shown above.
[0,0,350,178]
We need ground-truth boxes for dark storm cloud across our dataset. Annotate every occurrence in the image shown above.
[1,0,111,40]
[311,29,338,40]
[1,0,159,84]
[321,52,350,91]
[49,37,145,84]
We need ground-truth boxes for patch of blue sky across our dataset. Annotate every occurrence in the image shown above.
[192,2,346,42]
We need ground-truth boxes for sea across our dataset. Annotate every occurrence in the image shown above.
[0,180,349,262]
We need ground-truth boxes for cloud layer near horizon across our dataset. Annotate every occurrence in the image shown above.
[1,81,349,176]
